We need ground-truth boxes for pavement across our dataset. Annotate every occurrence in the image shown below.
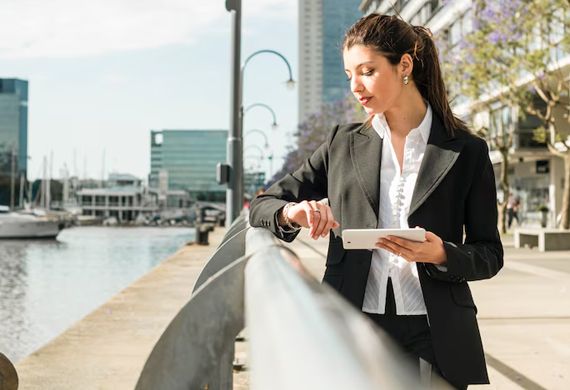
[279,231,570,390]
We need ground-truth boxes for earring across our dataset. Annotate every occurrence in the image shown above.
[403,75,409,85]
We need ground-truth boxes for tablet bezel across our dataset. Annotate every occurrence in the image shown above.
[341,228,426,250]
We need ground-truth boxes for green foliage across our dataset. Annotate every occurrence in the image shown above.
[533,126,548,144]
[442,0,570,122]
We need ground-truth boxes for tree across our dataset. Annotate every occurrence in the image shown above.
[442,0,570,229]
[267,97,366,186]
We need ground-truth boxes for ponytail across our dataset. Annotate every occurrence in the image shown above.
[411,26,469,135]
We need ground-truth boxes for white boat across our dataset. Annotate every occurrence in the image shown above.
[0,206,64,239]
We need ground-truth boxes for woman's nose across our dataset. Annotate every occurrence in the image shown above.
[351,77,363,93]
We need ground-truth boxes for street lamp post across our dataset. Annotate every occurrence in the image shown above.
[244,144,265,159]
[224,0,243,227]
[244,103,279,129]
[240,50,295,144]
[246,129,270,149]
[244,154,265,198]
[223,1,295,225]
[246,129,273,177]
[238,51,294,215]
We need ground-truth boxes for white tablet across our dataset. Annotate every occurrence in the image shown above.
[342,228,426,250]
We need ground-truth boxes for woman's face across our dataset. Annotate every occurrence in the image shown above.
[343,44,404,115]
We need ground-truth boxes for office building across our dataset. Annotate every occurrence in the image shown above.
[77,173,158,221]
[298,1,361,123]
[0,78,28,206]
[244,171,266,197]
[149,130,227,202]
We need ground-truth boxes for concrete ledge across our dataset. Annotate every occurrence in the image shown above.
[514,228,570,251]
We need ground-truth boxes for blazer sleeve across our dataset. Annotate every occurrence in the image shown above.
[426,139,504,283]
[249,126,339,242]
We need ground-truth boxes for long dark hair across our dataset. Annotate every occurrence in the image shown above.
[343,14,468,136]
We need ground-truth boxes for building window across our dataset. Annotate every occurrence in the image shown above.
[95,196,105,206]
[445,9,473,48]
[449,19,462,46]
[489,105,512,139]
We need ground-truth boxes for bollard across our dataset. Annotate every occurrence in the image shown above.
[196,223,210,245]
[0,353,18,390]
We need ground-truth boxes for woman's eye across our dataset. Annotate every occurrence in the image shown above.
[363,70,374,76]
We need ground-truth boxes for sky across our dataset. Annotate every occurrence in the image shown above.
[0,0,298,181]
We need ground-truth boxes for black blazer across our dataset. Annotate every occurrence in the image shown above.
[249,115,503,387]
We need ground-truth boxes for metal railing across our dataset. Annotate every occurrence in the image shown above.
[244,228,422,389]
[136,214,450,389]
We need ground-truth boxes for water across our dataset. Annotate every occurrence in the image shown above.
[0,226,194,363]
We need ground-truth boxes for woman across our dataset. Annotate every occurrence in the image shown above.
[249,14,503,389]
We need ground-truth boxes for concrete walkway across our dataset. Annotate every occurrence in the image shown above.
[15,227,227,390]
[284,231,570,390]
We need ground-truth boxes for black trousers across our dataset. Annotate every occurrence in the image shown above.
[364,279,466,389]
[364,278,436,363]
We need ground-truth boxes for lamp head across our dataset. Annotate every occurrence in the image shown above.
[286,78,296,90]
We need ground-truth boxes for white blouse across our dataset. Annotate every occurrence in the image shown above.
[362,105,432,315]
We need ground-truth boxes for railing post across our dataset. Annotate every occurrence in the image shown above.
[135,257,248,390]
[0,352,18,390]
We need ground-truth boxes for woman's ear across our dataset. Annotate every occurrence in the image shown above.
[399,53,414,77]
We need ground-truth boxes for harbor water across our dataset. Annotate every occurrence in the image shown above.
[0,226,194,362]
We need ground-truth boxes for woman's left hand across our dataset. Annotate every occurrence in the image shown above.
[376,230,447,265]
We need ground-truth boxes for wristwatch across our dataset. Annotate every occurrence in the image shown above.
[281,202,301,231]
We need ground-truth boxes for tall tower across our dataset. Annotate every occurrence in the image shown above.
[298,0,323,123]
[298,1,361,124]
[321,1,361,104]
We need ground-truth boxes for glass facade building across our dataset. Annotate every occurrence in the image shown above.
[321,1,361,103]
[0,78,28,176]
[0,78,28,206]
[149,130,227,201]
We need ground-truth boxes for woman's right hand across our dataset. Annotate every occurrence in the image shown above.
[285,199,340,239]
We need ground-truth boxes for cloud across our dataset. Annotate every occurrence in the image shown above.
[0,0,295,59]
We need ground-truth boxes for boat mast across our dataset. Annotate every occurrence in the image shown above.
[19,172,25,208]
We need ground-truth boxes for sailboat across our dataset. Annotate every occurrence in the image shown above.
[0,205,64,239]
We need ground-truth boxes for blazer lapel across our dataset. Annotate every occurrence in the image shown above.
[349,123,382,219]
[409,115,465,217]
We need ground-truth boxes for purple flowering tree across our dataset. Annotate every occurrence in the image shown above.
[441,0,570,229]
[266,96,366,187]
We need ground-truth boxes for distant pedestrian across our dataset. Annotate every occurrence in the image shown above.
[249,14,503,389]
[507,194,520,228]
